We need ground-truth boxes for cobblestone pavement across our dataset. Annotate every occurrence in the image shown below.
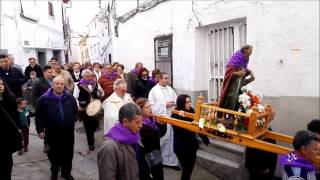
[12,119,218,180]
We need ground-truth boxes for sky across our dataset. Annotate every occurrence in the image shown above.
[67,1,100,33]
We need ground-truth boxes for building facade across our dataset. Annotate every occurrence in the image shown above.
[100,0,319,135]
[0,0,67,69]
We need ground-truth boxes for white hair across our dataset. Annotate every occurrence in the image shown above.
[113,79,127,91]
[52,76,64,83]
[81,69,92,77]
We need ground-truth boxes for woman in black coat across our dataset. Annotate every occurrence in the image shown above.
[0,77,23,180]
[134,68,154,99]
[136,98,167,180]
[171,94,210,180]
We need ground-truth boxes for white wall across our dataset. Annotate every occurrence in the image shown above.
[110,0,319,97]
[194,1,319,97]
[113,1,197,90]
[0,0,65,68]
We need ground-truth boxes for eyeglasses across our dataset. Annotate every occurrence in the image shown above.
[186,100,192,103]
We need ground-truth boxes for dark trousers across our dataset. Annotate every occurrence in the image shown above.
[175,150,197,180]
[47,130,74,176]
[0,153,13,180]
[80,111,98,146]
[248,171,275,180]
[20,127,29,148]
[150,164,164,180]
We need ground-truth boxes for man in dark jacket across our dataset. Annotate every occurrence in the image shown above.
[30,65,53,153]
[36,76,77,180]
[127,62,143,100]
[24,57,43,79]
[0,54,26,98]
[30,65,53,108]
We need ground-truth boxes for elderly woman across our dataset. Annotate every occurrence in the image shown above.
[219,45,255,112]
[171,94,210,180]
[135,98,167,180]
[0,77,23,180]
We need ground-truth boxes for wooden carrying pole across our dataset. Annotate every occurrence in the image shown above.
[155,95,320,167]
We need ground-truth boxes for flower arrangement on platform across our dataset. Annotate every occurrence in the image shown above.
[198,108,226,133]
[236,85,266,131]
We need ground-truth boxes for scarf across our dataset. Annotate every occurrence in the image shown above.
[279,151,317,172]
[226,50,249,69]
[143,117,158,131]
[79,79,96,86]
[43,88,68,123]
[106,123,140,145]
[103,71,118,80]
[130,68,140,76]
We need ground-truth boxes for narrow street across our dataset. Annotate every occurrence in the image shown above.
[12,118,219,180]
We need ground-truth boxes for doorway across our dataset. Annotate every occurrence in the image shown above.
[154,34,173,86]
[208,20,247,102]
[37,51,46,67]
[53,50,61,62]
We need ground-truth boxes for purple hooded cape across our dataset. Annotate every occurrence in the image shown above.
[226,50,249,69]
[105,123,140,145]
[279,152,317,172]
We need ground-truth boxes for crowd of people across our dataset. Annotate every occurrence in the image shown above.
[0,47,319,180]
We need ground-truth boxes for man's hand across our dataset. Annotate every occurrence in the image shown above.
[38,132,45,139]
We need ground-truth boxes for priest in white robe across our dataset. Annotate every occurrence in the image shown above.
[102,79,133,134]
[148,72,180,168]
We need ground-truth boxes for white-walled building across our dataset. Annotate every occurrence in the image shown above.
[87,15,102,63]
[101,0,319,136]
[0,0,67,69]
[70,32,91,63]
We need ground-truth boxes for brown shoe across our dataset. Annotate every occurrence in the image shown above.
[24,147,28,152]
[18,150,23,155]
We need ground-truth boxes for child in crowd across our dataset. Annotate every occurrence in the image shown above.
[17,98,30,155]
[24,71,37,116]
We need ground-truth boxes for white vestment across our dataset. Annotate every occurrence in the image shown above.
[148,83,179,166]
[102,92,133,134]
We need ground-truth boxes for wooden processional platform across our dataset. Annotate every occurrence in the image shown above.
[154,96,320,168]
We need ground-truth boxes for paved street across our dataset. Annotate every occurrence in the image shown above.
[12,119,219,180]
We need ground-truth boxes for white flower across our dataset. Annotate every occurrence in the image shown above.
[199,118,205,129]
[241,85,253,93]
[239,94,251,109]
[217,123,226,133]
[246,109,253,114]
